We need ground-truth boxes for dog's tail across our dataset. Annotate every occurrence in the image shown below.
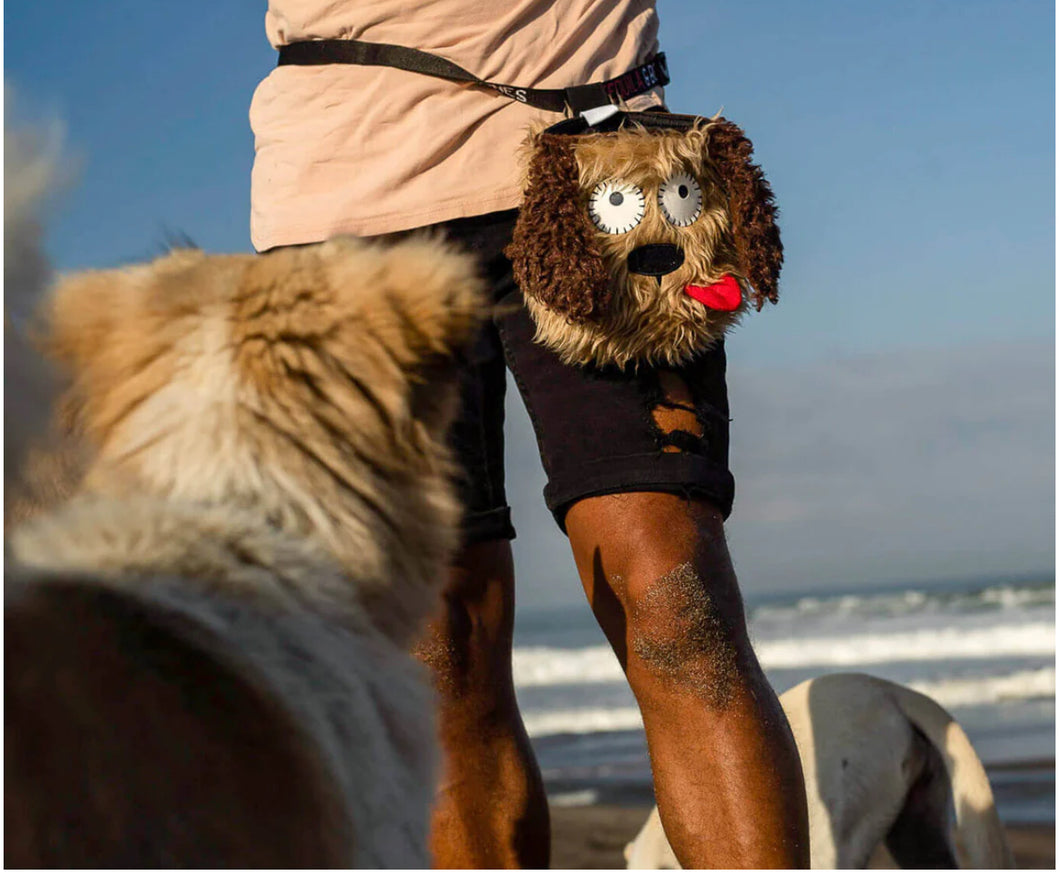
[888,683,1014,868]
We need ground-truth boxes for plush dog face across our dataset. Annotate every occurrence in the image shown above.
[508,117,782,368]
[42,237,485,643]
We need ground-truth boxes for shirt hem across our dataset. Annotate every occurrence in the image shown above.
[252,187,524,251]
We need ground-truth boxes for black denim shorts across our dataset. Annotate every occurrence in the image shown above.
[435,209,735,544]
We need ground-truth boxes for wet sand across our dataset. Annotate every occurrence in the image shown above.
[549,805,1055,869]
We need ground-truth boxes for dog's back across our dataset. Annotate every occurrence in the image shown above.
[6,495,439,867]
[5,574,352,867]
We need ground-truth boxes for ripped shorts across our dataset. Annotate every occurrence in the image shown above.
[418,209,735,544]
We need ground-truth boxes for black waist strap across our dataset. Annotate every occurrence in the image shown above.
[277,40,668,114]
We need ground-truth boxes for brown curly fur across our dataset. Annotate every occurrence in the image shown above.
[509,116,783,367]
[506,135,610,321]
[705,119,783,310]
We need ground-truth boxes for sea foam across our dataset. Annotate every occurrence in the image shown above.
[512,621,1055,688]
[520,667,1056,738]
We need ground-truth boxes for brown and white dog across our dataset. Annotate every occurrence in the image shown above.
[507,112,782,368]
[4,131,486,866]
[624,673,1014,869]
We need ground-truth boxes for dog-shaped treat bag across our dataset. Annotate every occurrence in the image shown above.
[507,111,782,368]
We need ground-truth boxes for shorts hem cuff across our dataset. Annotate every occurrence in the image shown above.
[460,506,516,545]
[544,455,735,532]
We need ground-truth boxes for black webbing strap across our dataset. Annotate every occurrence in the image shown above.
[277,40,669,114]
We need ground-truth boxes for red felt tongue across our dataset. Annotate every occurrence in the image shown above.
[683,275,743,311]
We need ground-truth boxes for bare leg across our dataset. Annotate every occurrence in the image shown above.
[414,539,549,868]
[566,492,810,868]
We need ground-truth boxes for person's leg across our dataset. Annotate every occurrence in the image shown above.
[495,284,809,867]
[565,492,809,867]
[414,539,549,868]
[405,210,548,867]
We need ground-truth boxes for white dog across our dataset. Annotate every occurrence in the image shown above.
[625,673,1013,869]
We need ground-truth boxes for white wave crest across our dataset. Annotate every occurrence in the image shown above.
[755,621,1055,670]
[548,789,600,807]
[751,582,1053,624]
[520,668,1056,738]
[512,621,1055,688]
[514,644,620,688]
[909,666,1056,708]
[523,706,644,738]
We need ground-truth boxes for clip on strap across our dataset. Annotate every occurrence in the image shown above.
[277,40,669,114]
[580,104,623,127]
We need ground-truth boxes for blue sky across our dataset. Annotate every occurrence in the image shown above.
[5,1,1054,606]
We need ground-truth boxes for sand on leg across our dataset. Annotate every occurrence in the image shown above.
[566,491,810,868]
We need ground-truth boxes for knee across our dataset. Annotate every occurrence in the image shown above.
[569,494,762,707]
[412,539,515,704]
[621,558,755,708]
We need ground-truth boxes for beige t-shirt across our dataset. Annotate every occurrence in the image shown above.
[249,0,664,250]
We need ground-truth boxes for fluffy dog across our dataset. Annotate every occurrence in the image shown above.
[507,112,782,368]
[5,228,485,865]
[624,673,1013,869]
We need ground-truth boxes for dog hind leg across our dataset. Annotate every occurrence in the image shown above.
[883,727,960,868]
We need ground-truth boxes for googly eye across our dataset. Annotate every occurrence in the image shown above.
[588,180,645,234]
[658,171,703,227]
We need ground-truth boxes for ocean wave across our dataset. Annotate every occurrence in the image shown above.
[909,666,1056,708]
[512,621,1055,688]
[754,621,1055,669]
[749,581,1054,625]
[520,668,1056,738]
[514,644,622,688]
[548,789,601,807]
[524,706,644,738]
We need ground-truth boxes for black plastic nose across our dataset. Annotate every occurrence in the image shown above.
[626,244,685,277]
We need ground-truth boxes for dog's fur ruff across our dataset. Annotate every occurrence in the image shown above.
[624,673,1013,869]
[5,229,485,866]
[507,118,781,368]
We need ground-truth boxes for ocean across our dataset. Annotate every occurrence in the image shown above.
[512,575,1055,824]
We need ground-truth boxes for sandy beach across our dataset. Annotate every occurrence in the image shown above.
[550,804,1055,869]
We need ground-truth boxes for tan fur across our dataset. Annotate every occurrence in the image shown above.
[4,437,86,529]
[513,117,780,369]
[6,233,486,866]
[41,236,483,644]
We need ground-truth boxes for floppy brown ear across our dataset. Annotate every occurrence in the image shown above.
[705,120,783,310]
[506,134,610,322]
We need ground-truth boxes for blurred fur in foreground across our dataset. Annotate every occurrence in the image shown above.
[5,110,64,484]
[4,126,485,867]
